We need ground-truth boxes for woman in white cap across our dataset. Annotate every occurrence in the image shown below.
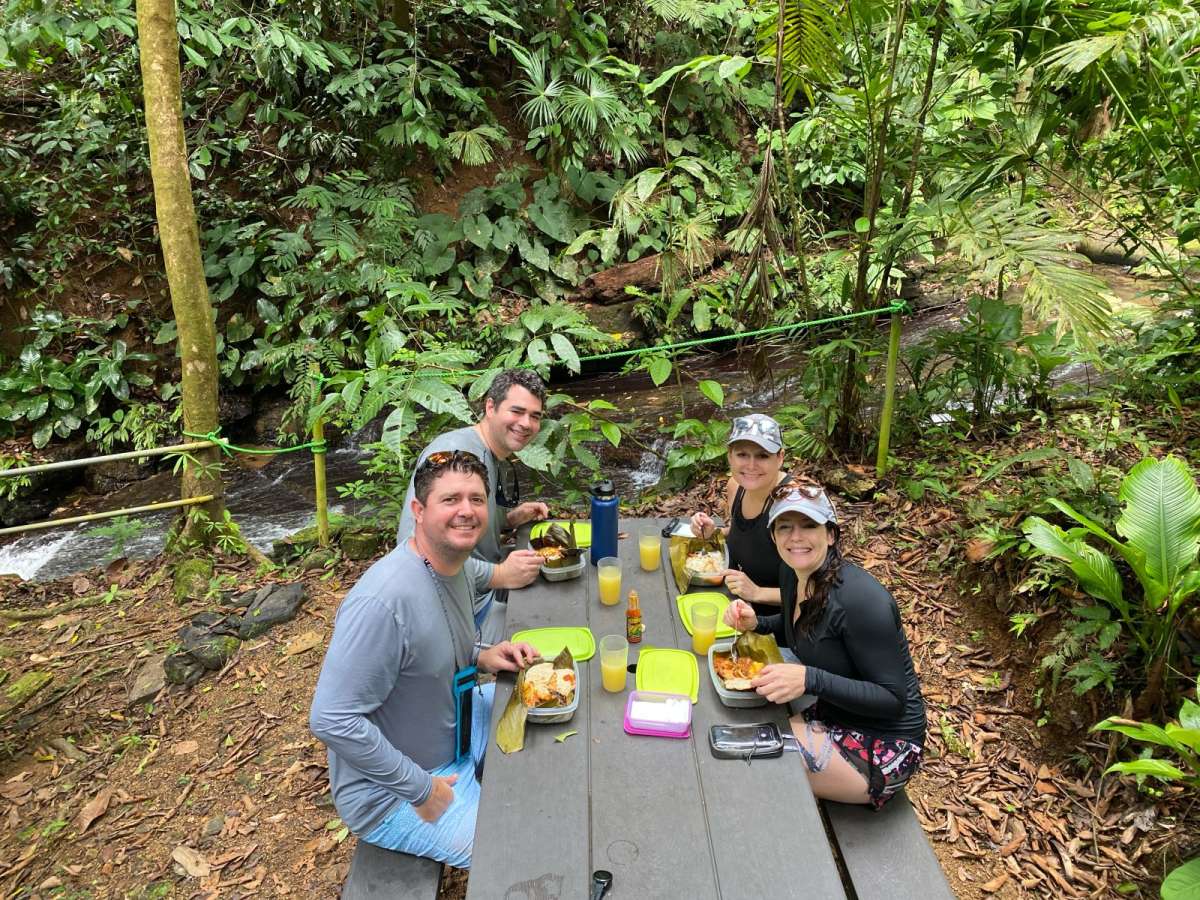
[724,485,926,808]
[688,413,790,613]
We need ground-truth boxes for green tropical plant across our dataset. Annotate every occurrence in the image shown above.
[1022,455,1200,713]
[1094,674,1200,789]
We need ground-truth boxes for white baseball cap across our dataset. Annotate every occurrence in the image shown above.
[767,485,838,527]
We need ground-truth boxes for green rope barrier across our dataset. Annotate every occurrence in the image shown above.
[182,429,328,456]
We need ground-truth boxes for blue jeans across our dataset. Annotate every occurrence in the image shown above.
[362,682,495,869]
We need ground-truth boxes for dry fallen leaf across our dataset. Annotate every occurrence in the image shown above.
[981,872,1010,893]
[283,630,324,657]
[171,740,199,756]
[75,788,114,833]
[171,846,211,878]
[116,247,133,262]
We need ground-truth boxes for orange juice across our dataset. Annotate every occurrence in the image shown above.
[601,657,627,692]
[692,627,716,656]
[638,533,660,571]
[598,565,622,605]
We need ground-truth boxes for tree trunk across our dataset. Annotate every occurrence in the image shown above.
[136,0,225,539]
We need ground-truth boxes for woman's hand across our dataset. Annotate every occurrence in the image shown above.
[725,599,758,633]
[722,569,762,603]
[751,663,807,704]
[689,511,716,540]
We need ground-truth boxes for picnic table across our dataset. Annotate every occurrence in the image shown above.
[468,518,847,899]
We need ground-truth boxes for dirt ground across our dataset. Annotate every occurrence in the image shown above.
[1,452,1197,899]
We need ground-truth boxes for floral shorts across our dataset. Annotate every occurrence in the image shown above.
[802,710,923,810]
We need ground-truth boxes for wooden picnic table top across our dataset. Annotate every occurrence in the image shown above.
[468,517,846,900]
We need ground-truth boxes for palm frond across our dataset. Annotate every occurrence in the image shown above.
[446,125,511,166]
[561,82,620,133]
[937,194,1116,346]
[757,0,843,104]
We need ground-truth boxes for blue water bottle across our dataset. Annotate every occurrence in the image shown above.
[589,480,619,565]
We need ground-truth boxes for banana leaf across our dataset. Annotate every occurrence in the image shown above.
[552,646,574,671]
[669,532,727,593]
[732,630,784,666]
[496,670,529,754]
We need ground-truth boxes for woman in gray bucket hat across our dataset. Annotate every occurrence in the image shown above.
[688,413,791,613]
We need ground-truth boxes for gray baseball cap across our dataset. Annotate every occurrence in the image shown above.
[767,485,838,527]
[727,414,784,454]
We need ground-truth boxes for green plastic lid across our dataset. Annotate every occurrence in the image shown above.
[676,592,736,639]
[530,521,592,549]
[635,647,699,704]
[510,626,596,662]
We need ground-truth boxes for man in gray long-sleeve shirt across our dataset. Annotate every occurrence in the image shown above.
[310,450,537,867]
[396,369,551,643]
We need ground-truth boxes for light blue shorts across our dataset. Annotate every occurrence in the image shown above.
[363,682,495,869]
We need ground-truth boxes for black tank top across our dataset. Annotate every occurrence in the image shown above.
[726,480,788,612]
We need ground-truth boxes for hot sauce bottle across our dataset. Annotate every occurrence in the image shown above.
[626,589,644,644]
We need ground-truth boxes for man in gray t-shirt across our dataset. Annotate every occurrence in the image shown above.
[310,451,537,867]
[396,369,550,641]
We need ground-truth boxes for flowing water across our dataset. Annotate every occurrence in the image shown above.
[0,262,1158,581]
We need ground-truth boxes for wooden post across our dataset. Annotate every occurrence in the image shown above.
[313,418,330,548]
[875,311,902,478]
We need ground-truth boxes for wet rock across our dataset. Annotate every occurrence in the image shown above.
[247,397,298,444]
[0,439,86,527]
[230,585,272,609]
[219,392,254,429]
[2,671,53,717]
[272,524,343,563]
[164,653,206,687]
[239,583,307,639]
[823,466,878,501]
[127,658,167,706]
[173,558,213,603]
[301,548,336,571]
[178,614,242,670]
[340,530,381,561]
[203,814,226,838]
[83,458,154,494]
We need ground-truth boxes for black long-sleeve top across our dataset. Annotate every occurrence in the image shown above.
[756,562,926,744]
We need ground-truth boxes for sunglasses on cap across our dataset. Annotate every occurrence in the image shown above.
[769,480,826,501]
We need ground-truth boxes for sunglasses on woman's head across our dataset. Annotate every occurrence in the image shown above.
[769,481,826,502]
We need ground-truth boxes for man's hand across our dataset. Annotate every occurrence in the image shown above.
[752,663,807,704]
[725,599,758,633]
[491,550,542,589]
[414,774,457,823]
[478,640,539,673]
[506,502,550,529]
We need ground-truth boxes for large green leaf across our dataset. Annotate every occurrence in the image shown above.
[1105,758,1187,781]
[1162,857,1200,900]
[1116,456,1200,595]
[1023,517,1126,611]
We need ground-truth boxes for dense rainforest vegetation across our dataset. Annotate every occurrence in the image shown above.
[2,0,1200,893]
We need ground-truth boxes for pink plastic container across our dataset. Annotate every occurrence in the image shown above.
[622,690,692,739]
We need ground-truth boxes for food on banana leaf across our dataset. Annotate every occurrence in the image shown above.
[685,550,725,575]
[531,524,583,568]
[712,652,766,691]
[536,545,565,562]
[521,662,577,707]
[496,647,576,754]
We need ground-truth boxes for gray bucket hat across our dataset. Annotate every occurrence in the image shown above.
[767,485,838,527]
[727,414,784,454]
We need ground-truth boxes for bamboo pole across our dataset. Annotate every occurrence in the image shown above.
[0,441,218,479]
[875,311,903,478]
[0,496,215,537]
[313,419,329,548]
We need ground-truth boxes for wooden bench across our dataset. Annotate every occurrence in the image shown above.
[341,841,442,900]
[823,793,954,900]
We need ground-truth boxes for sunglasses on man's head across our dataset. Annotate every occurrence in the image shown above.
[418,449,488,480]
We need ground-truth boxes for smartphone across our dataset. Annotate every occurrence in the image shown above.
[709,722,785,760]
[452,666,478,761]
